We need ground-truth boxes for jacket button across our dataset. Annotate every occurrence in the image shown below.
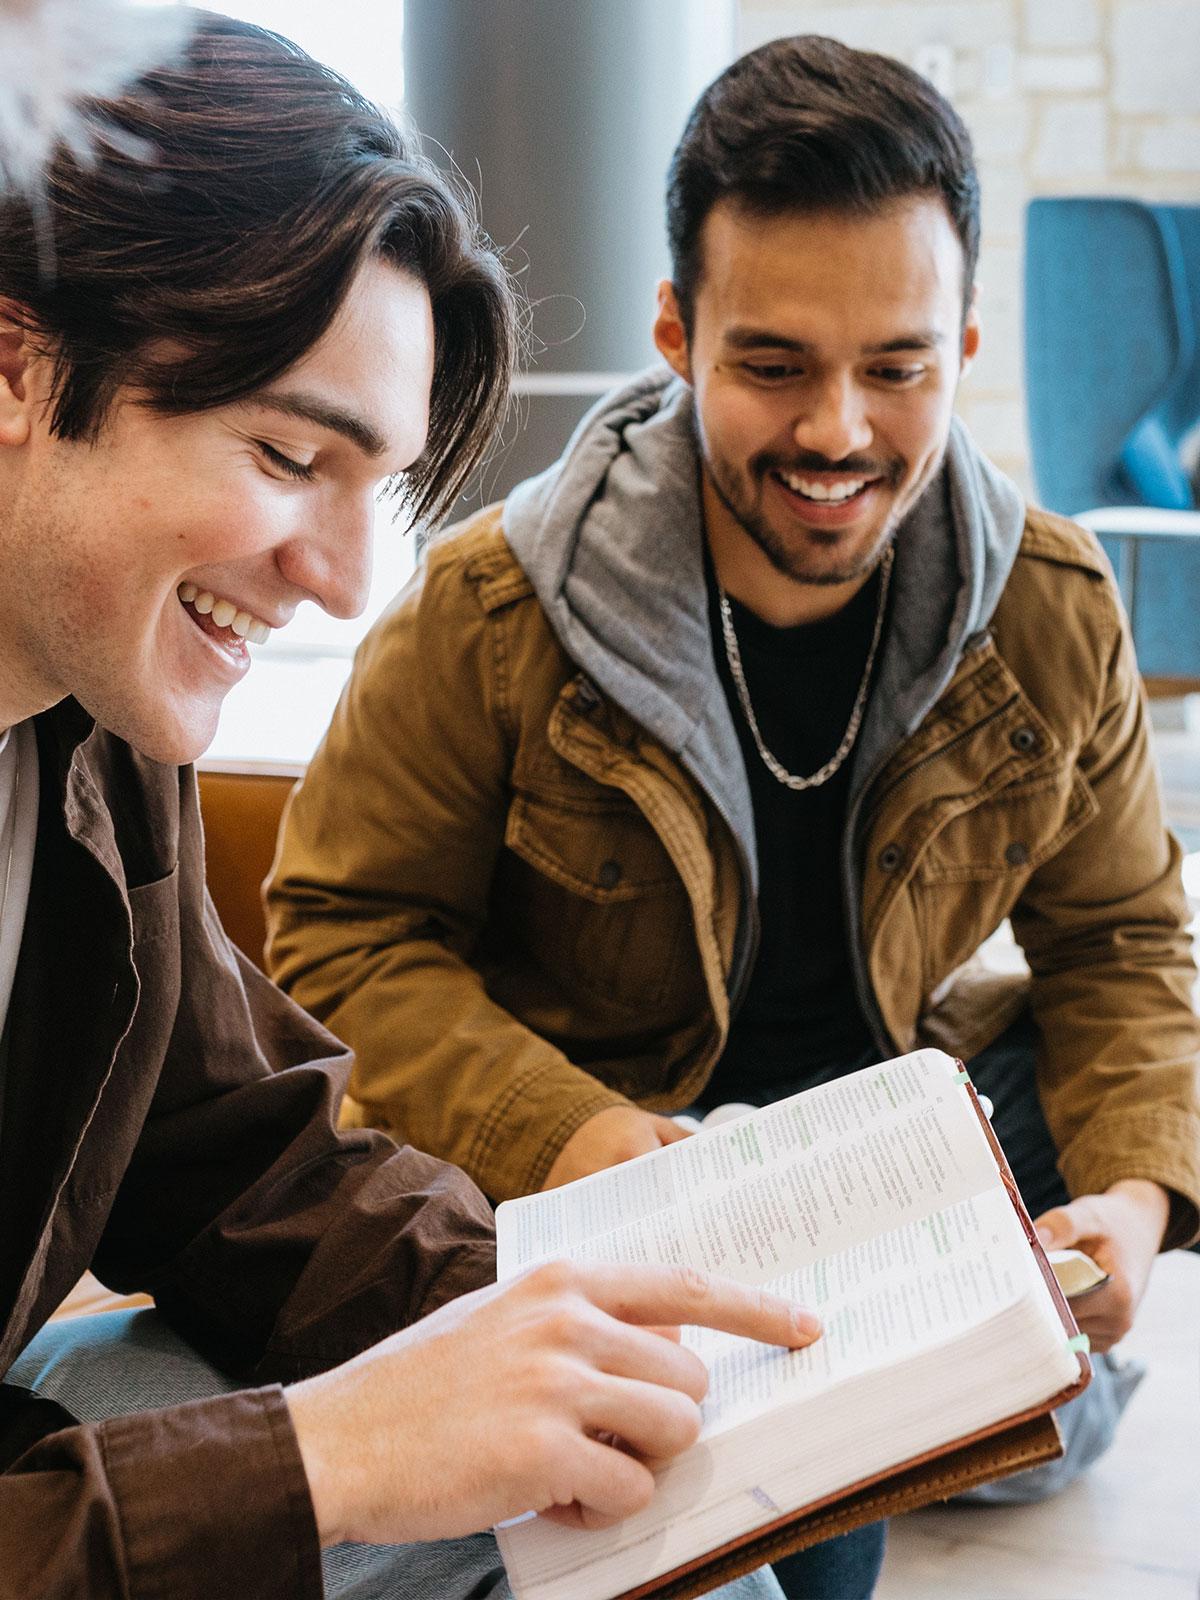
[878,843,903,872]
[598,859,622,890]
[1005,841,1030,867]
[1010,725,1038,754]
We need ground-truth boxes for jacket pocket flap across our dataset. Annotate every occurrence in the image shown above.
[505,791,676,902]
[918,770,1099,884]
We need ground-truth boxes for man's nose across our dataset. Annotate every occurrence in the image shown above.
[280,492,376,620]
[790,374,873,463]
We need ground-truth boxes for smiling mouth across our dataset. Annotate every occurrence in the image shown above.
[771,469,882,507]
[177,583,273,647]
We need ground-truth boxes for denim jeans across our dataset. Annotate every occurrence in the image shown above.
[770,1524,887,1600]
[5,1308,787,1600]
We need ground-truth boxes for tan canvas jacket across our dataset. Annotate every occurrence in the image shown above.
[266,505,1200,1240]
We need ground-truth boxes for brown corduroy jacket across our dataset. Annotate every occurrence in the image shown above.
[267,505,1200,1242]
[0,702,496,1600]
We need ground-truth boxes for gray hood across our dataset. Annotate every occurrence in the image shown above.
[503,367,1027,897]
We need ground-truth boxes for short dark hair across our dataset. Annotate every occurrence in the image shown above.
[0,11,516,524]
[666,35,981,332]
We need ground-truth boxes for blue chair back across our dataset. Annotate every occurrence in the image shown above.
[1025,197,1200,681]
[1025,197,1200,517]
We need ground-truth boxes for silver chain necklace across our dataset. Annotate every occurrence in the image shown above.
[717,544,893,791]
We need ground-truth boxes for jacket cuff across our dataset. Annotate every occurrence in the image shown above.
[99,1386,322,1600]
[468,1063,632,1201]
[1058,1110,1200,1249]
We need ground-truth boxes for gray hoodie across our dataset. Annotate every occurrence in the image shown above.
[503,368,1026,1041]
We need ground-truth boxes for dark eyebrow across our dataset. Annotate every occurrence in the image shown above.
[722,326,946,355]
[240,388,388,459]
[863,333,945,355]
[723,327,814,354]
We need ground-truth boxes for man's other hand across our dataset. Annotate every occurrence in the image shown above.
[286,1260,821,1549]
[1035,1178,1171,1351]
[543,1105,693,1190]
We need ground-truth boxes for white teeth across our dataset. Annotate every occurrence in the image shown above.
[177,583,273,644]
[781,472,867,502]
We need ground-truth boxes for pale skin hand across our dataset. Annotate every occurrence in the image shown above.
[286,1260,820,1549]
[543,1105,694,1190]
[1034,1178,1171,1352]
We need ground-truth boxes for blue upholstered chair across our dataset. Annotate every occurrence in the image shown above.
[1024,197,1200,681]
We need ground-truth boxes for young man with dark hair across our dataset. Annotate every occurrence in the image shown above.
[0,16,810,1600]
[269,34,1200,1600]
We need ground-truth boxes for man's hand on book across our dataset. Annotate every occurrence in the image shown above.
[284,1260,821,1549]
[543,1105,693,1189]
[1034,1178,1170,1351]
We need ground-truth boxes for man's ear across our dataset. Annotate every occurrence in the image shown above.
[960,286,981,376]
[0,311,35,448]
[652,280,693,384]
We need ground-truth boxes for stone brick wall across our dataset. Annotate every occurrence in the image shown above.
[736,0,1200,495]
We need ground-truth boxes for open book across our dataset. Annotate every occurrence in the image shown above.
[495,1048,1089,1600]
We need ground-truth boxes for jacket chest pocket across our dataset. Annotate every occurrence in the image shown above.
[907,768,1097,993]
[499,788,699,1014]
[916,766,1097,884]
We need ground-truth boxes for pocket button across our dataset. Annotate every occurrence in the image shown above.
[598,859,623,890]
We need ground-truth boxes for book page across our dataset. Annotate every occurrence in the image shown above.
[497,1051,1048,1437]
[498,1049,1000,1286]
[689,1183,1046,1435]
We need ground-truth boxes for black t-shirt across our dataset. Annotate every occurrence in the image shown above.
[699,562,884,1109]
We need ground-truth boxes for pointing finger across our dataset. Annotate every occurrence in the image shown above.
[579,1262,821,1349]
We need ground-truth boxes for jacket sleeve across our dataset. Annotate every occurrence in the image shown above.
[1010,583,1200,1248]
[265,536,630,1202]
[0,1387,324,1600]
[92,900,499,1381]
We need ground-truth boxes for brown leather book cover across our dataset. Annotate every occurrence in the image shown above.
[617,1070,1091,1600]
[623,1413,1065,1599]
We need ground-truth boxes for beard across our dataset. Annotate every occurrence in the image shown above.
[701,436,935,588]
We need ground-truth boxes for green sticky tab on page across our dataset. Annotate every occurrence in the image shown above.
[953,1069,971,1083]
[1068,1333,1091,1353]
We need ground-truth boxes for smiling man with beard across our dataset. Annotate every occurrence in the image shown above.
[268,34,1200,1600]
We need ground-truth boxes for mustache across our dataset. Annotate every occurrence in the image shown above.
[756,451,902,484]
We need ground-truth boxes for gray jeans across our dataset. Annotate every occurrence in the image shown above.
[5,1308,786,1600]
